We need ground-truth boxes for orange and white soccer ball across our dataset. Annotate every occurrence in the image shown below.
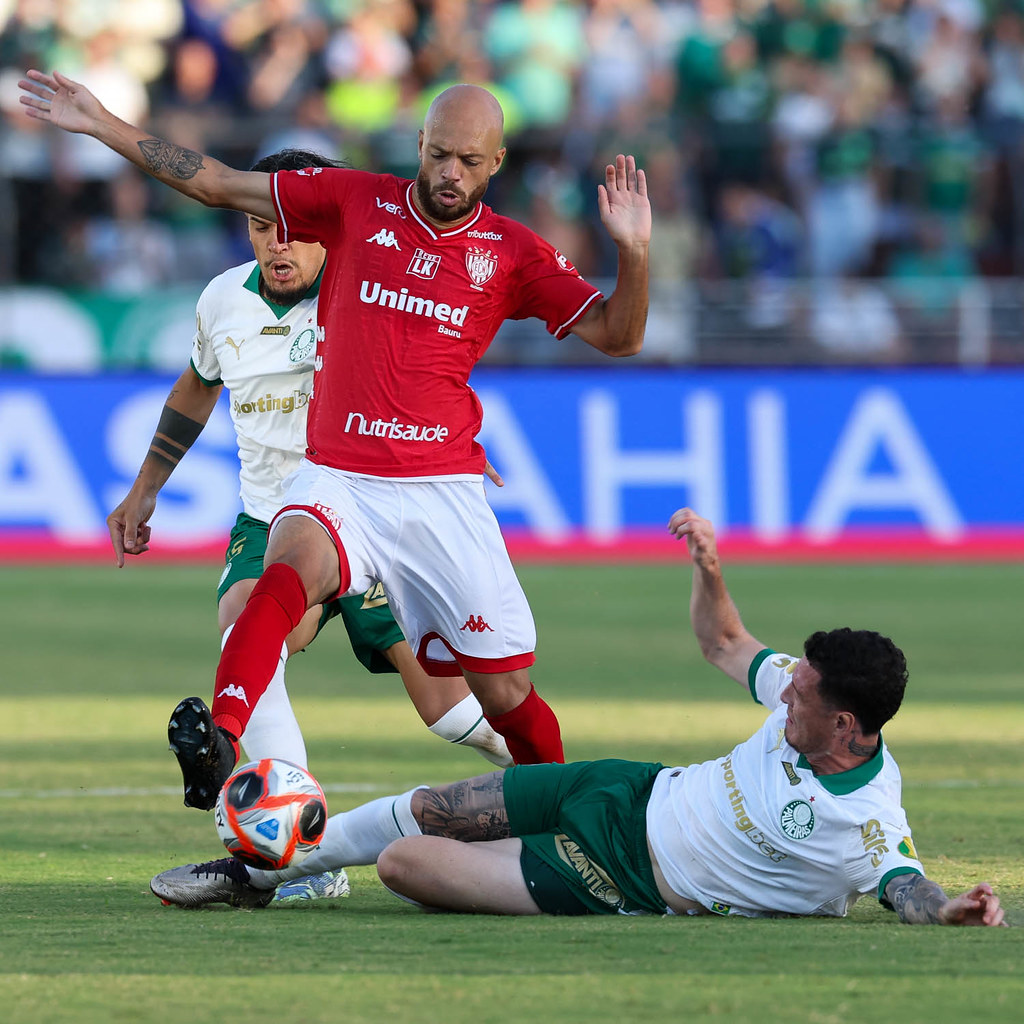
[214,759,327,871]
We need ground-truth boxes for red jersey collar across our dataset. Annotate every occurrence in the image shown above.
[405,181,484,239]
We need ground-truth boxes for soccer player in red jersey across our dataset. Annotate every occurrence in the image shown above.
[21,72,651,801]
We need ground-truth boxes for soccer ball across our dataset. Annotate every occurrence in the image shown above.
[214,758,327,871]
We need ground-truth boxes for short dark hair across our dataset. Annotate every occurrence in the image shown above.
[804,628,908,735]
[249,149,345,174]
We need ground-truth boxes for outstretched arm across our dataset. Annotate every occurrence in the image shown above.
[19,70,275,219]
[571,154,650,357]
[885,875,1007,926]
[668,508,765,689]
[107,369,222,566]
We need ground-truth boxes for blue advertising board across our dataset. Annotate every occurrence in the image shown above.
[1,368,1021,556]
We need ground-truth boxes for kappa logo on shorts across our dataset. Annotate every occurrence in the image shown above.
[460,614,494,633]
[313,503,342,531]
[217,683,249,707]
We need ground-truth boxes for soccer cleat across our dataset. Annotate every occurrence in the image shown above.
[150,857,274,909]
[272,869,351,904]
[167,696,237,810]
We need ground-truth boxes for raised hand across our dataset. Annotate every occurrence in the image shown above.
[597,154,651,249]
[18,70,108,135]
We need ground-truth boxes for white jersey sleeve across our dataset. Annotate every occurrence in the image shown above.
[191,284,223,385]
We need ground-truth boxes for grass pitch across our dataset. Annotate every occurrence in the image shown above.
[1,560,1022,1023]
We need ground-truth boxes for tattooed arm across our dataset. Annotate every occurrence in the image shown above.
[885,874,1007,926]
[107,369,222,566]
[19,70,276,219]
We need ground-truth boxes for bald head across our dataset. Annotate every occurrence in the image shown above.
[424,85,504,145]
[415,85,506,226]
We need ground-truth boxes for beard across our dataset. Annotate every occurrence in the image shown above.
[415,172,489,223]
[259,268,310,305]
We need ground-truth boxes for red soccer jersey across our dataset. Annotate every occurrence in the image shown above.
[271,168,602,476]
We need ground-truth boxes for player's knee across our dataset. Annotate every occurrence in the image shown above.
[376,837,422,895]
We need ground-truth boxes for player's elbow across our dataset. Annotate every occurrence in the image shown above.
[594,331,645,358]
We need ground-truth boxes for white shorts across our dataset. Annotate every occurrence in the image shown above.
[271,461,537,677]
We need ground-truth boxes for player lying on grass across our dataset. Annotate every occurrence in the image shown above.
[107,148,511,809]
[151,508,1006,925]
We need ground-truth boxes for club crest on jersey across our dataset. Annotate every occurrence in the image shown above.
[465,246,497,288]
[554,250,576,272]
[407,248,441,280]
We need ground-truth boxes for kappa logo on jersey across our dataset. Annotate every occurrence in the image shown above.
[313,502,343,531]
[376,196,406,218]
[407,248,441,280]
[296,167,323,176]
[217,683,249,707]
[225,335,245,359]
[460,614,494,633]
[465,246,497,288]
[367,227,401,250]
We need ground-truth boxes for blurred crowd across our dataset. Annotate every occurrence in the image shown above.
[3,0,1024,360]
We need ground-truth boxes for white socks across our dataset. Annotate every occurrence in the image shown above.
[220,625,307,768]
[428,694,512,768]
[248,786,424,889]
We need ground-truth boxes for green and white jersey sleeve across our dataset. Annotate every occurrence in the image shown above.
[646,651,924,918]
[190,261,323,522]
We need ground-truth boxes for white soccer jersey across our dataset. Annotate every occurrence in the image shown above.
[647,650,924,918]
[190,261,323,522]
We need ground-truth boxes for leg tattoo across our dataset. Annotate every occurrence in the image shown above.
[414,772,510,841]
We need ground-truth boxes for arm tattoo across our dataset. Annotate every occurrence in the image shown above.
[415,771,510,842]
[886,873,948,924]
[148,405,205,470]
[137,139,204,180]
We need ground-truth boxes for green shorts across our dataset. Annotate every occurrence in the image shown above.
[218,512,404,674]
[504,759,666,916]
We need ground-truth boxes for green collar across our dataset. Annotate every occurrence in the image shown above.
[797,740,885,795]
[243,263,324,318]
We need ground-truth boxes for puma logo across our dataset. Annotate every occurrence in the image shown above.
[225,336,245,359]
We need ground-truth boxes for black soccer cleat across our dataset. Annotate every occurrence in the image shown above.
[150,857,274,909]
[167,696,237,810]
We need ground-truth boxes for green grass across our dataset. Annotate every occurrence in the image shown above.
[1,561,1022,1023]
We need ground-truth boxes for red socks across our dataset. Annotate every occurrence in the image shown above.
[485,684,564,764]
[211,562,308,741]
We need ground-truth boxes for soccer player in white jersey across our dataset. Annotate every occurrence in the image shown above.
[107,149,511,809]
[21,72,651,790]
[151,509,1004,927]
